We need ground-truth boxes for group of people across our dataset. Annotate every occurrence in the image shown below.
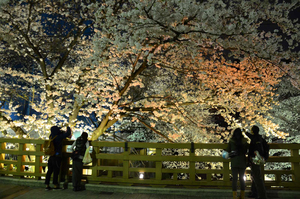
[45,126,90,192]
[44,124,268,198]
[226,125,268,199]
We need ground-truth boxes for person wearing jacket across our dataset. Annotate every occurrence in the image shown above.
[246,125,268,199]
[226,128,249,199]
[71,132,89,191]
[45,126,71,190]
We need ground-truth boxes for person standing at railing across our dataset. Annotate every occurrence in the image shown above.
[45,126,72,190]
[246,125,268,199]
[71,132,89,192]
[226,128,249,199]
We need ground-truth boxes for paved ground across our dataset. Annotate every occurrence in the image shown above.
[0,183,229,199]
[1,177,300,199]
[0,184,186,199]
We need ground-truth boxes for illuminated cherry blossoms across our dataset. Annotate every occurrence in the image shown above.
[0,0,299,142]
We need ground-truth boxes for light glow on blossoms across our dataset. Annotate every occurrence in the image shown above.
[0,0,299,142]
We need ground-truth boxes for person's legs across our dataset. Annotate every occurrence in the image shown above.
[252,164,267,199]
[238,168,246,190]
[45,156,54,188]
[232,167,238,199]
[72,160,76,189]
[238,168,246,199]
[77,161,83,189]
[72,160,79,190]
[52,156,62,187]
[248,172,258,198]
[232,167,238,191]
[72,159,83,191]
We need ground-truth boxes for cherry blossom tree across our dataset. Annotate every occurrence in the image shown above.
[0,50,37,136]
[1,0,299,142]
[268,75,300,137]
[0,0,98,136]
[86,0,299,141]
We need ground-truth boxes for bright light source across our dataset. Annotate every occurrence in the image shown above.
[243,175,246,181]
[139,172,144,179]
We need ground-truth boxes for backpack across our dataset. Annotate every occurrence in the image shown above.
[74,136,86,155]
[72,136,86,159]
[43,135,57,156]
[253,136,270,161]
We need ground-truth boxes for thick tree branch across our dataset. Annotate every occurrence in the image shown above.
[137,118,174,143]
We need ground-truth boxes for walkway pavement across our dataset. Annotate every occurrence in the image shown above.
[1,177,300,199]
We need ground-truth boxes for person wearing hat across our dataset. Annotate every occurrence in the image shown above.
[45,126,72,190]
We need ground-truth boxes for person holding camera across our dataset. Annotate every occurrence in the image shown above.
[246,125,268,199]
[45,126,72,190]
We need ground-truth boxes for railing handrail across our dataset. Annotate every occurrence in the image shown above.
[0,138,299,189]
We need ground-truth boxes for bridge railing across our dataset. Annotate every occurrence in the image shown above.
[0,138,299,189]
